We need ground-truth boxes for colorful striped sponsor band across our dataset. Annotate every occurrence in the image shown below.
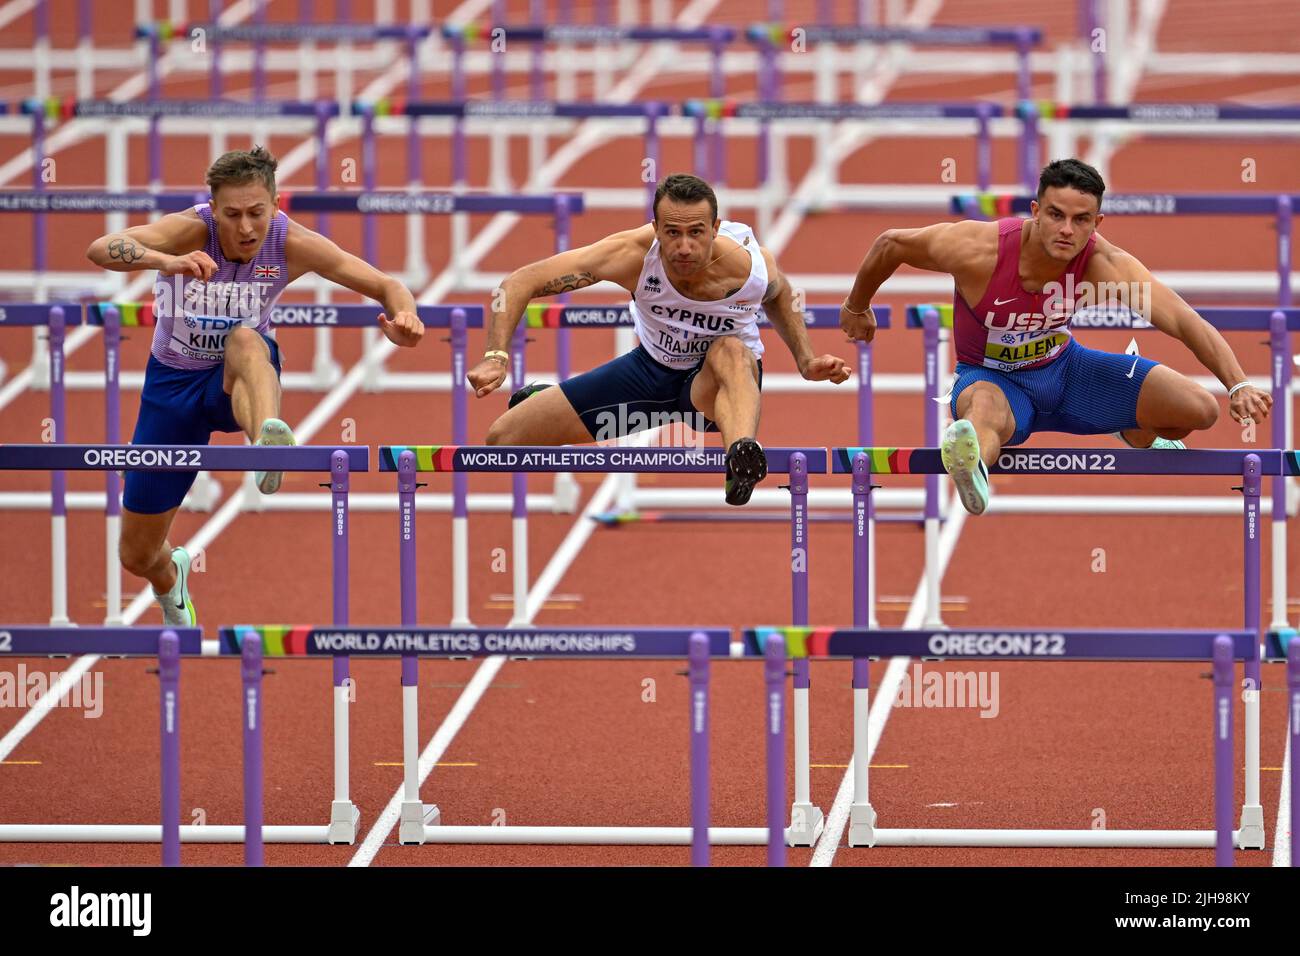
[1016,100,1070,120]
[833,447,933,474]
[220,625,314,656]
[524,303,566,328]
[904,303,954,328]
[744,627,836,659]
[951,192,1023,218]
[681,98,737,120]
[379,445,457,472]
[86,302,156,327]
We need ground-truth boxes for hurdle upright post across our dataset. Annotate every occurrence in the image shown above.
[787,452,820,845]
[1239,452,1265,848]
[856,341,879,629]
[688,632,710,866]
[1289,638,1299,867]
[450,310,473,626]
[1270,311,1290,632]
[397,449,435,841]
[921,307,945,629]
[976,102,994,191]
[509,322,530,626]
[551,196,581,512]
[48,305,70,626]
[1213,635,1234,867]
[242,633,264,866]
[328,449,359,843]
[159,630,181,866]
[849,451,877,847]
[765,635,787,866]
[104,306,123,625]
[708,27,728,185]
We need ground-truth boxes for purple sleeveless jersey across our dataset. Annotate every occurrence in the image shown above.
[149,203,292,370]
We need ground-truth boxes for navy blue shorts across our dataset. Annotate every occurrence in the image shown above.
[123,331,282,514]
[558,344,763,440]
[949,340,1157,447]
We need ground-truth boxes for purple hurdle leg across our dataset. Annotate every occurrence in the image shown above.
[1270,311,1290,633]
[328,450,357,843]
[688,632,711,867]
[849,451,877,847]
[509,323,529,626]
[855,345,878,629]
[976,102,993,192]
[450,310,472,626]
[1241,453,1264,847]
[921,308,943,629]
[852,452,871,626]
[1213,635,1234,867]
[1288,638,1299,866]
[644,104,662,221]
[49,306,70,626]
[554,195,572,383]
[788,452,819,844]
[159,629,180,867]
[209,0,223,98]
[709,27,727,185]
[242,633,264,866]
[765,635,787,867]
[1276,194,1292,308]
[398,449,431,842]
[104,306,123,624]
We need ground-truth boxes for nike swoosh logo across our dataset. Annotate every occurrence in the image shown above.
[993,297,1018,306]
[1126,358,1139,378]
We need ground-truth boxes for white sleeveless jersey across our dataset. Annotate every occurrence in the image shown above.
[630,220,769,369]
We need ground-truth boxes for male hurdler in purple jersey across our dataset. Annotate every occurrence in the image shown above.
[151,202,292,369]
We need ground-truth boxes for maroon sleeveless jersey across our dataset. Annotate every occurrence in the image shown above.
[952,217,1097,371]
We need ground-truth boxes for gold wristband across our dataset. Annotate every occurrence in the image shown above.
[484,350,510,365]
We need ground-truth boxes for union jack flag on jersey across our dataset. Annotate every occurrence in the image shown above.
[254,265,281,279]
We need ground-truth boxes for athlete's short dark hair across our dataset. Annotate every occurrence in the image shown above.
[1037,158,1105,208]
[653,173,718,222]
[206,146,278,198]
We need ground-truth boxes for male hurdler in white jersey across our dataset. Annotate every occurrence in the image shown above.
[466,174,852,505]
[86,147,425,626]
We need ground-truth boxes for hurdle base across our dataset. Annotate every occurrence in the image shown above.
[399,802,441,845]
[419,826,772,845]
[853,827,1234,848]
[327,801,360,845]
[1236,804,1266,849]
[848,803,879,848]
[786,802,824,847]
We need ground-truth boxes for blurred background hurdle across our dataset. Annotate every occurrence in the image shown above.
[0,442,366,845]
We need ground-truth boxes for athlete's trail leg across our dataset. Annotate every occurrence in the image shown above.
[689,336,761,447]
[223,328,281,440]
[486,385,595,445]
[1121,365,1219,446]
[954,381,1016,466]
[119,506,181,592]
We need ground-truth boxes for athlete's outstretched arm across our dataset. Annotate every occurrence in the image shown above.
[86,210,212,277]
[759,249,850,384]
[286,223,424,347]
[467,226,651,398]
[841,220,986,342]
[1089,243,1272,423]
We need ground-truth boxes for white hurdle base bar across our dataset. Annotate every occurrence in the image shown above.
[849,827,1236,849]
[0,825,330,843]
[417,826,784,845]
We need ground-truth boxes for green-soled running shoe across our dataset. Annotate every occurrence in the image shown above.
[153,546,196,627]
[255,417,296,495]
[941,419,991,516]
[1113,431,1186,450]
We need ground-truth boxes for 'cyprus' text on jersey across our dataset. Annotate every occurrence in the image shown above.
[630,220,768,369]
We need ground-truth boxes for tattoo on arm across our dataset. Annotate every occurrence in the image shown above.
[538,272,596,295]
[107,238,144,264]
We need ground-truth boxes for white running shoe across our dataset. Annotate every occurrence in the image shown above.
[153,546,196,626]
[940,419,991,516]
[255,417,296,494]
[1113,431,1186,450]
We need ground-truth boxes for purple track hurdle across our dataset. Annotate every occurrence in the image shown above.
[0,627,202,862]
[242,633,264,867]
[746,627,1252,862]
[218,625,734,861]
[0,443,367,848]
[1290,639,1300,867]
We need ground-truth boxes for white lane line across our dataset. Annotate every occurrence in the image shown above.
[1273,706,1292,866]
[0,656,99,762]
[810,497,967,867]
